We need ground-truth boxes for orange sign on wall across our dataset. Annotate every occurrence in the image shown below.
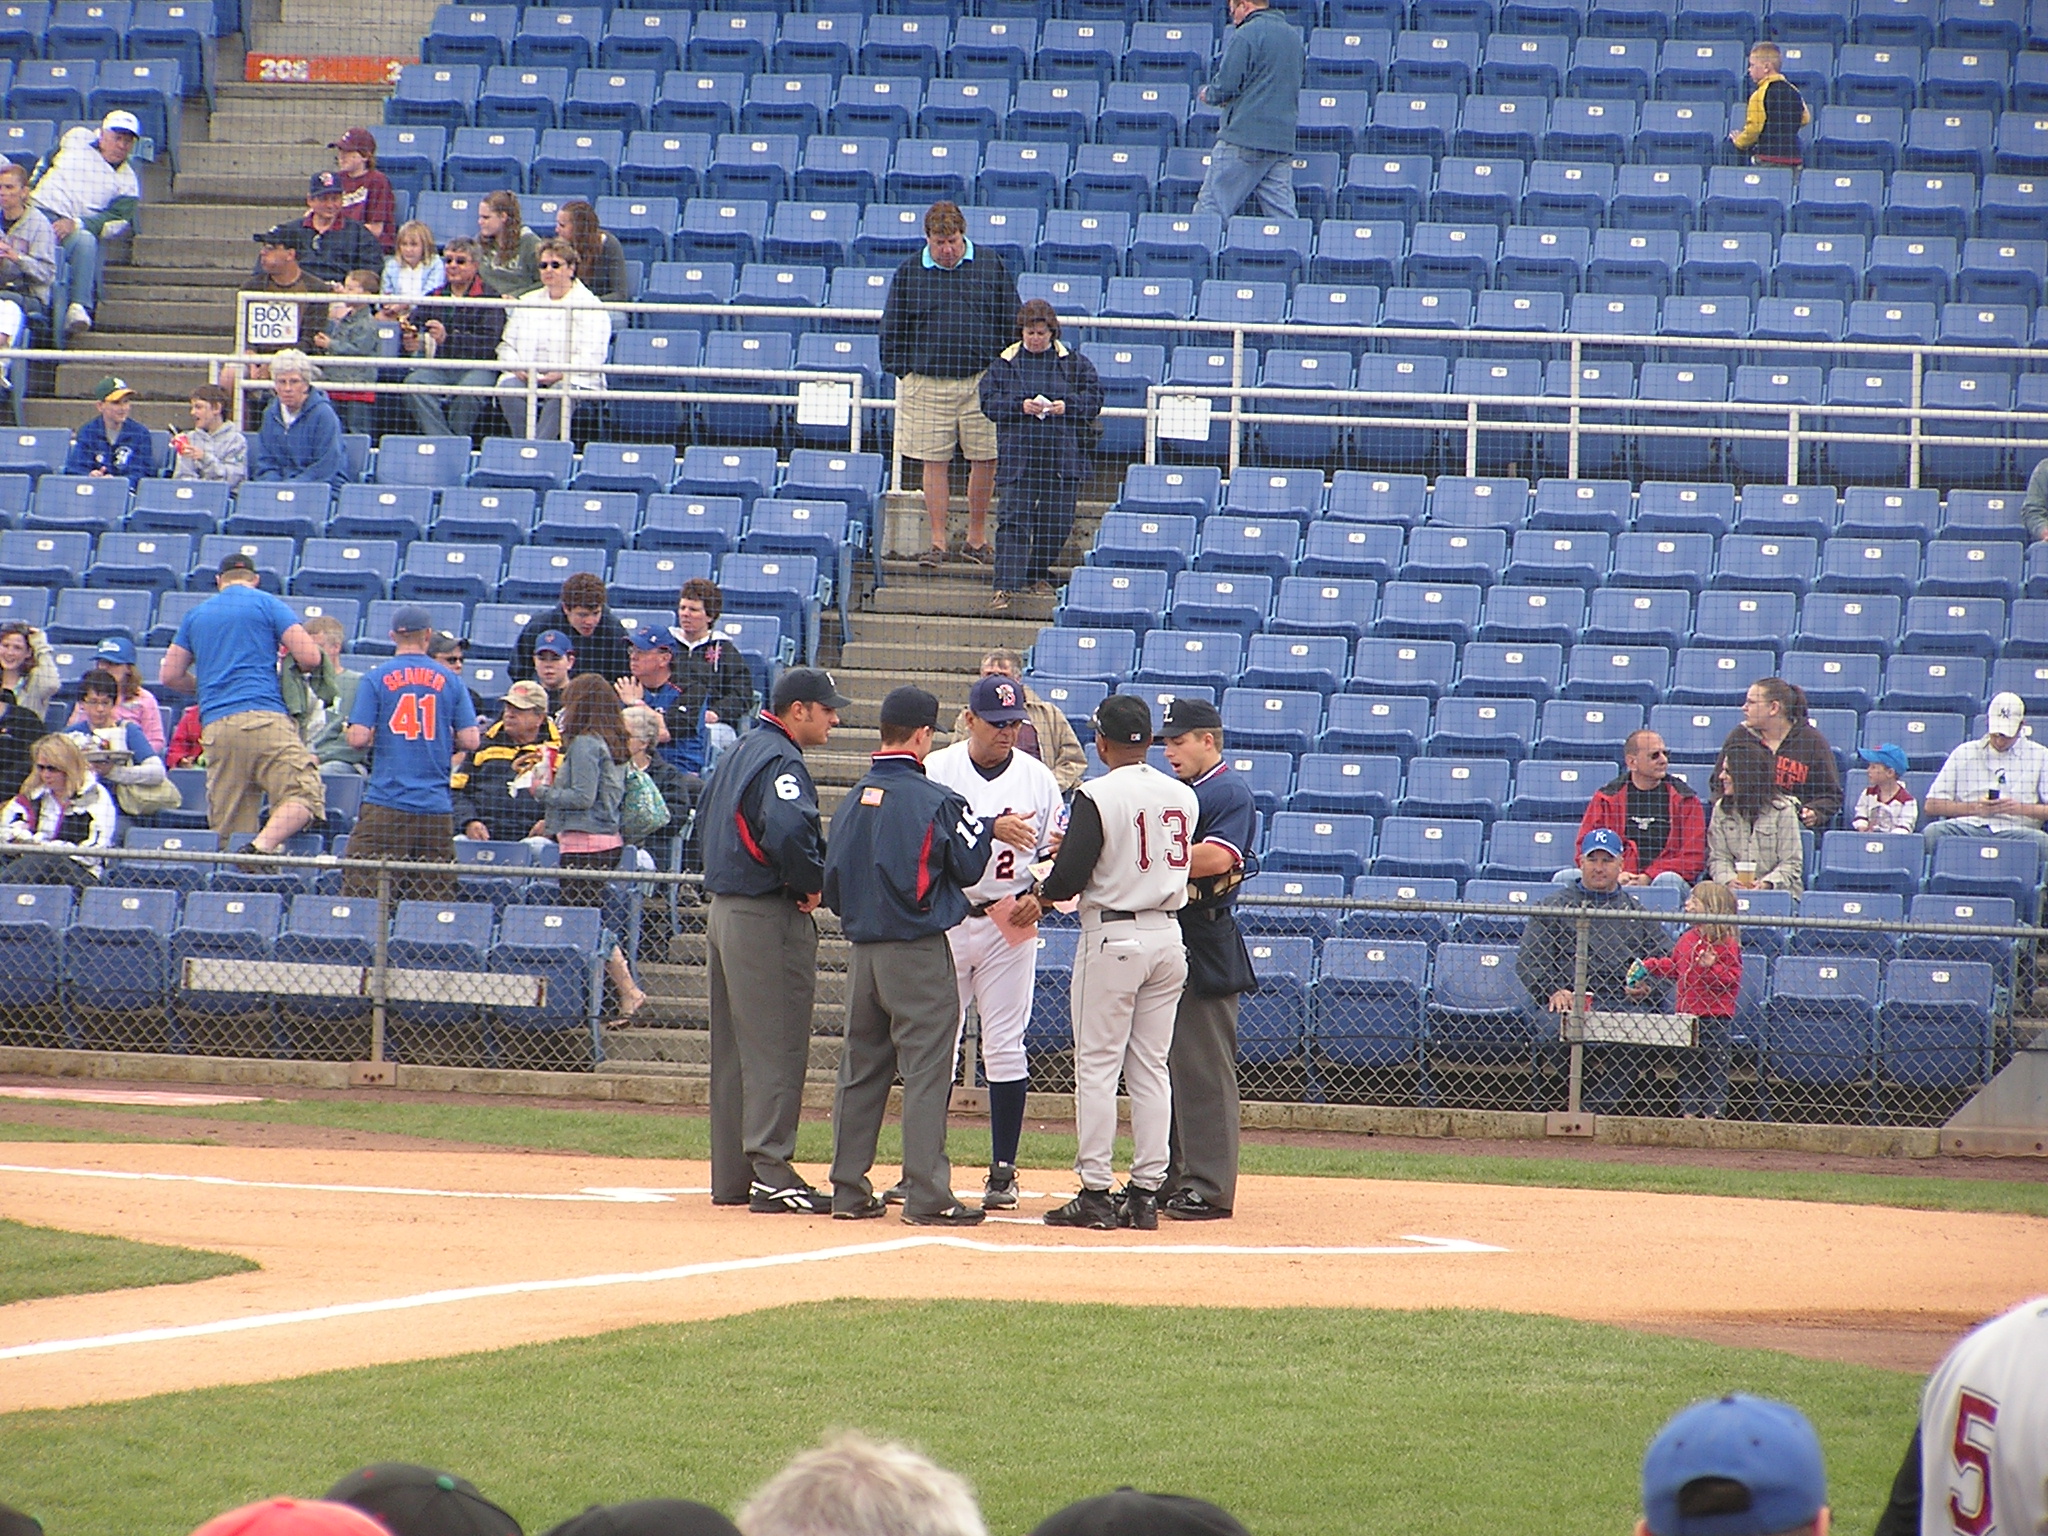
[245,54,414,85]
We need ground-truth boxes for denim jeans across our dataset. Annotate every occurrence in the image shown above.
[1191,142,1298,221]
[405,365,497,438]
[1922,817,2048,857]
[59,226,99,314]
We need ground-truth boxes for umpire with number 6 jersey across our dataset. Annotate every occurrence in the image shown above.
[698,666,848,1216]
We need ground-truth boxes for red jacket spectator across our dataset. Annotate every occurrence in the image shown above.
[167,704,203,767]
[1639,929,1741,1017]
[1576,773,1707,882]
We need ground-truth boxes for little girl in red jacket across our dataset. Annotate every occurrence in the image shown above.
[1636,881,1742,1117]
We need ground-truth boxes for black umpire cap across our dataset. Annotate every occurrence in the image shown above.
[323,1464,523,1536]
[878,684,940,730]
[0,1504,42,1536]
[1095,693,1153,745]
[538,1502,740,1536]
[771,667,850,713]
[1031,1491,1253,1536]
[1158,697,1223,739]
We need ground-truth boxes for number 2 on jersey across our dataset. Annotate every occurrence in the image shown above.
[1132,808,1190,871]
[389,692,438,742]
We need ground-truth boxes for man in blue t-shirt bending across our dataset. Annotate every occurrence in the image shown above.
[161,552,327,849]
[344,603,480,902]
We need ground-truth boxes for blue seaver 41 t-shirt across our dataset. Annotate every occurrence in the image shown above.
[349,654,478,814]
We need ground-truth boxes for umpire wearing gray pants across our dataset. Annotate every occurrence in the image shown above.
[696,666,848,1215]
[822,686,995,1225]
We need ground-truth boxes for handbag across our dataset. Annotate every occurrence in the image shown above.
[619,764,671,845]
[115,776,184,819]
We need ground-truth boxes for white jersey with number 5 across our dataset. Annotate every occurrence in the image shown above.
[1073,762,1200,914]
[924,741,1063,905]
[1918,1294,2048,1536]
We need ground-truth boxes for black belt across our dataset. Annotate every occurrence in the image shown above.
[967,899,998,918]
[1098,909,1140,922]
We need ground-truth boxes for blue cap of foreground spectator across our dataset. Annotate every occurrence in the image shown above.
[1641,1395,1826,1536]
[389,605,435,636]
[1580,828,1625,859]
[94,636,136,666]
[1858,744,1909,777]
[533,629,574,657]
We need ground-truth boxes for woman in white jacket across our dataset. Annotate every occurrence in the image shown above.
[0,732,117,884]
[495,236,611,441]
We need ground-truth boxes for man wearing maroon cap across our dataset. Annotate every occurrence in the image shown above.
[329,127,396,252]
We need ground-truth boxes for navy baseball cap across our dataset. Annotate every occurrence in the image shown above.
[533,629,574,657]
[1579,827,1625,859]
[1641,1395,1826,1536]
[878,685,939,730]
[308,170,343,197]
[388,604,435,635]
[629,627,676,652]
[1095,693,1153,745]
[1859,744,1909,777]
[1031,1491,1252,1536]
[218,551,259,575]
[538,1501,739,1536]
[771,667,849,712]
[1159,697,1223,739]
[968,673,1028,725]
[254,222,308,252]
[94,635,136,666]
[323,1463,522,1536]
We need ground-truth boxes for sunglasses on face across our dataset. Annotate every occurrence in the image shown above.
[538,259,568,270]
[1642,749,1669,759]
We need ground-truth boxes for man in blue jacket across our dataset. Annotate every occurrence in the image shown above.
[823,686,994,1226]
[1192,0,1305,223]
[64,375,155,486]
[250,349,352,487]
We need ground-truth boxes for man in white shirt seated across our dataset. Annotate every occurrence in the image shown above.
[1922,690,2048,855]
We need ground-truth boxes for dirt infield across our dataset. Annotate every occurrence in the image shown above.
[3,1137,2045,1413]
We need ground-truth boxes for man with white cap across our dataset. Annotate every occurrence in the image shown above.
[29,110,141,338]
[1637,1394,1829,1536]
[1922,691,2048,855]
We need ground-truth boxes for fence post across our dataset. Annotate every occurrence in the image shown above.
[1547,914,1596,1137]
[351,862,397,1087]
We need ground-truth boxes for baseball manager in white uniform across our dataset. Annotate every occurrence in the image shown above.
[1013,693,1198,1231]
[924,672,1064,1210]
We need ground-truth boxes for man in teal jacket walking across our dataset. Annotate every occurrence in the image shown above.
[1193,0,1304,222]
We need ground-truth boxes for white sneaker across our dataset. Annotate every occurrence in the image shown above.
[64,302,90,334]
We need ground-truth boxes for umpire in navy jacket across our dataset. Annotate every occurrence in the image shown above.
[823,686,995,1226]
[698,666,848,1215]
[1157,698,1261,1221]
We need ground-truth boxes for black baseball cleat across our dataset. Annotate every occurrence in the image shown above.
[881,1181,908,1205]
[749,1183,832,1214]
[1117,1184,1159,1231]
[902,1202,985,1226]
[982,1162,1020,1210]
[710,1194,750,1208]
[1160,1190,1232,1222]
[833,1194,888,1220]
[1044,1187,1119,1230]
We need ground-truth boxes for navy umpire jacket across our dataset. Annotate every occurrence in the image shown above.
[697,712,825,900]
[823,752,994,943]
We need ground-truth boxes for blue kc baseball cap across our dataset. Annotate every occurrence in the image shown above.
[1580,827,1626,859]
[1641,1395,1826,1536]
[1859,744,1909,777]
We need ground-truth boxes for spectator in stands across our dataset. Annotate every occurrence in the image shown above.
[623,702,694,875]
[979,299,1102,613]
[294,172,386,290]
[30,110,141,340]
[75,636,165,754]
[0,732,117,884]
[329,128,396,254]
[556,200,629,303]
[615,628,695,773]
[1707,733,1805,895]
[1922,691,2048,854]
[1729,42,1810,168]
[172,383,248,489]
[166,705,201,768]
[532,632,574,713]
[428,630,484,719]
[1852,744,1918,833]
[66,670,170,819]
[739,1433,986,1536]
[64,374,155,486]
[540,672,647,1022]
[160,550,326,850]
[250,350,352,488]
[1192,0,1304,222]
[475,190,540,298]
[1635,880,1742,1120]
[239,227,333,396]
[669,577,754,771]
[495,236,611,440]
[2021,456,2048,542]
[1033,1492,1252,1536]
[0,162,55,378]
[0,622,57,720]
[513,572,633,688]
[380,220,442,303]
[879,200,1018,571]
[1639,1395,1827,1536]
[1725,678,1841,829]
[1557,729,1704,892]
[452,679,559,844]
[302,614,367,774]
[951,648,1085,792]
[399,237,505,442]
[309,270,386,436]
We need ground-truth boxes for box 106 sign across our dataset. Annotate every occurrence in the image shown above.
[245,301,302,349]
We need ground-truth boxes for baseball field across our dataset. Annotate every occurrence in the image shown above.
[3,1085,2046,1536]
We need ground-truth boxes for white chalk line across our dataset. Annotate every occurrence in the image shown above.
[0,1162,693,1205]
[0,1233,1505,1361]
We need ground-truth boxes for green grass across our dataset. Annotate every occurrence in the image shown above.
[0,1120,140,1145]
[0,1218,253,1307]
[0,1303,1919,1536]
[78,1097,2048,1219]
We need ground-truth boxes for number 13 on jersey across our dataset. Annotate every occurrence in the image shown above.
[1133,807,1189,871]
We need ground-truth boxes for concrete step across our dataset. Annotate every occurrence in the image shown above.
[96,295,239,335]
[843,610,1051,652]
[173,154,338,205]
[55,357,223,405]
[135,233,281,269]
[139,206,302,243]
[839,639,1010,673]
[272,0,440,52]
[867,580,1059,622]
[599,1028,844,1075]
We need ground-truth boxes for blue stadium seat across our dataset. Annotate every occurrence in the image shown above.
[1402,755,1512,824]
[1927,833,2042,918]
[1901,893,2019,968]
[1060,566,1170,634]
[1522,158,1613,229]
[1288,754,1400,819]
[1344,874,1460,944]
[1337,156,1432,228]
[1816,830,1923,896]
[1347,638,1459,701]
[1430,694,1543,757]
[1534,698,1643,759]
[1311,936,1429,1069]
[1762,954,1880,1109]
[1364,91,1461,159]
[1879,957,1998,1092]
[1560,644,1669,706]
[1458,640,1565,701]
[1371,815,1484,881]
[1245,633,1353,694]
[1979,174,2048,242]
[1030,628,1134,685]
[1324,691,1433,755]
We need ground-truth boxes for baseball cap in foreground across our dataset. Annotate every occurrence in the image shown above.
[1641,1395,1826,1536]
[308,170,343,198]
[330,126,377,155]
[1031,1490,1252,1536]
[389,604,436,635]
[771,667,850,713]
[1159,697,1223,738]
[1989,691,2027,735]
[1095,693,1152,745]
[967,673,1028,724]
[254,223,308,252]
[100,109,141,137]
[532,629,573,657]
[629,627,676,652]
[324,1462,523,1536]
[1580,827,1625,858]
[218,551,258,575]
[95,635,137,666]
[1858,744,1909,777]
[503,679,549,711]
[879,684,940,730]
[189,1499,391,1536]
[537,1500,740,1536]
[93,375,133,403]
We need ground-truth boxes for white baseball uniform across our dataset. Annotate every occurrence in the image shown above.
[925,740,1063,1082]
[1063,762,1199,1190]
[1918,1294,2048,1536]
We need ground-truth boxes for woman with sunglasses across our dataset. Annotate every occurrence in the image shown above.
[494,237,612,441]
[0,732,116,886]
[398,236,506,441]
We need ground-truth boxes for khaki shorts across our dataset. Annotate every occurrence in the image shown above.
[200,710,327,838]
[898,371,998,464]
